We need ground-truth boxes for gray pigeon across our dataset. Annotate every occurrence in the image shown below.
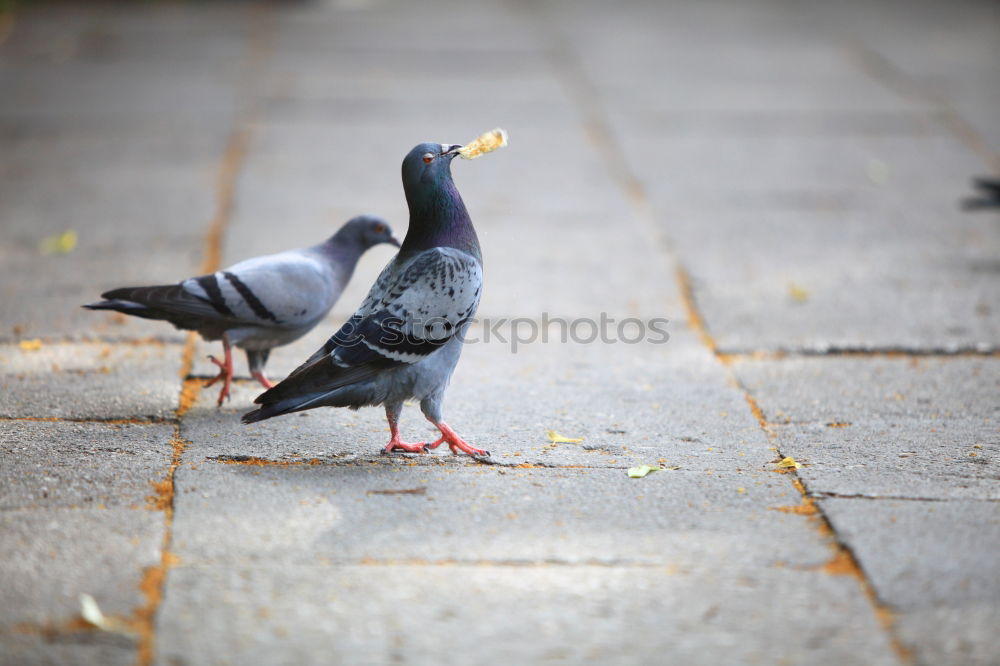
[242,142,488,457]
[84,216,399,405]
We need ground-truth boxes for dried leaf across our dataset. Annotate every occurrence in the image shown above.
[18,338,43,351]
[79,594,105,627]
[627,465,659,478]
[787,283,810,303]
[458,128,507,159]
[79,594,133,634]
[39,230,77,255]
[776,456,802,469]
[546,430,583,444]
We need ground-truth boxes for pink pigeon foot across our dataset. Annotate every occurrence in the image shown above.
[204,335,233,406]
[426,421,489,457]
[381,406,430,454]
[251,370,274,389]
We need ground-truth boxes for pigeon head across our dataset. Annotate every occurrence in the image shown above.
[402,142,463,198]
[328,215,400,250]
[398,142,478,259]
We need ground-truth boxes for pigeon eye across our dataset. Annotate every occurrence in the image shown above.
[374,224,386,234]
[422,153,434,164]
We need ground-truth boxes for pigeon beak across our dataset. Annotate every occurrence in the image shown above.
[388,235,402,248]
[443,144,463,158]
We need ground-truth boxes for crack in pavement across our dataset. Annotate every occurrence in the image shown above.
[534,10,918,662]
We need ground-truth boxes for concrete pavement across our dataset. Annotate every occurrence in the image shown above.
[1,1,998,665]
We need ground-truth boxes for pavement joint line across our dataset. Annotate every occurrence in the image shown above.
[846,40,1000,175]
[612,119,923,666]
[530,14,914,659]
[531,3,680,262]
[718,348,1000,363]
[128,5,277,664]
[352,558,679,569]
[811,492,1000,503]
[0,415,172,425]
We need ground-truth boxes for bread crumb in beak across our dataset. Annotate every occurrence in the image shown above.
[458,128,508,160]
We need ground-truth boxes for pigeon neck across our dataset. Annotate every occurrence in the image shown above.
[402,179,480,260]
[318,233,365,281]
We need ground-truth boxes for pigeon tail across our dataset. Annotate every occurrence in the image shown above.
[241,394,327,424]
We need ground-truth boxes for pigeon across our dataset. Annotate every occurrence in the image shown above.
[84,216,399,405]
[242,142,489,457]
[962,177,1000,210]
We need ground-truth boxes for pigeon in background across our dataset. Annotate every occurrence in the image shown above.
[84,216,399,405]
[243,142,489,457]
[962,177,1000,210]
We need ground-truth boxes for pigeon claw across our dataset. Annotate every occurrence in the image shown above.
[204,354,233,407]
[382,439,430,454]
[427,422,489,457]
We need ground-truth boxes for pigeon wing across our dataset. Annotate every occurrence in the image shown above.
[249,247,482,409]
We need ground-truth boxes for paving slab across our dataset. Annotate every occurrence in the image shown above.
[735,355,1000,663]
[0,343,184,420]
[0,112,229,343]
[732,356,1000,424]
[794,0,1000,154]
[662,208,1000,353]
[767,420,1000,501]
[156,564,898,666]
[0,420,175,510]
[731,355,1000,499]
[184,331,770,475]
[0,2,250,343]
[170,463,826,569]
[0,506,162,626]
[0,631,136,666]
[821,498,1000,666]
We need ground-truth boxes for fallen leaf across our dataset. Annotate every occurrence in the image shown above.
[776,456,802,469]
[18,338,43,351]
[79,594,133,634]
[546,430,583,444]
[39,230,78,255]
[787,283,810,303]
[627,465,660,478]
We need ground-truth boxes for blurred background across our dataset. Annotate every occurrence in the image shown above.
[2,0,998,356]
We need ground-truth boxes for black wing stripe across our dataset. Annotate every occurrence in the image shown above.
[223,271,281,323]
[195,275,235,317]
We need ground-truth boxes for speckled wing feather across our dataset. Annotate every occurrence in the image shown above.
[251,247,482,406]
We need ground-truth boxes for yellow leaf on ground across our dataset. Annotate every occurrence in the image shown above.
[39,230,78,255]
[627,465,659,478]
[18,339,43,351]
[787,283,810,303]
[546,430,583,444]
[776,456,802,469]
